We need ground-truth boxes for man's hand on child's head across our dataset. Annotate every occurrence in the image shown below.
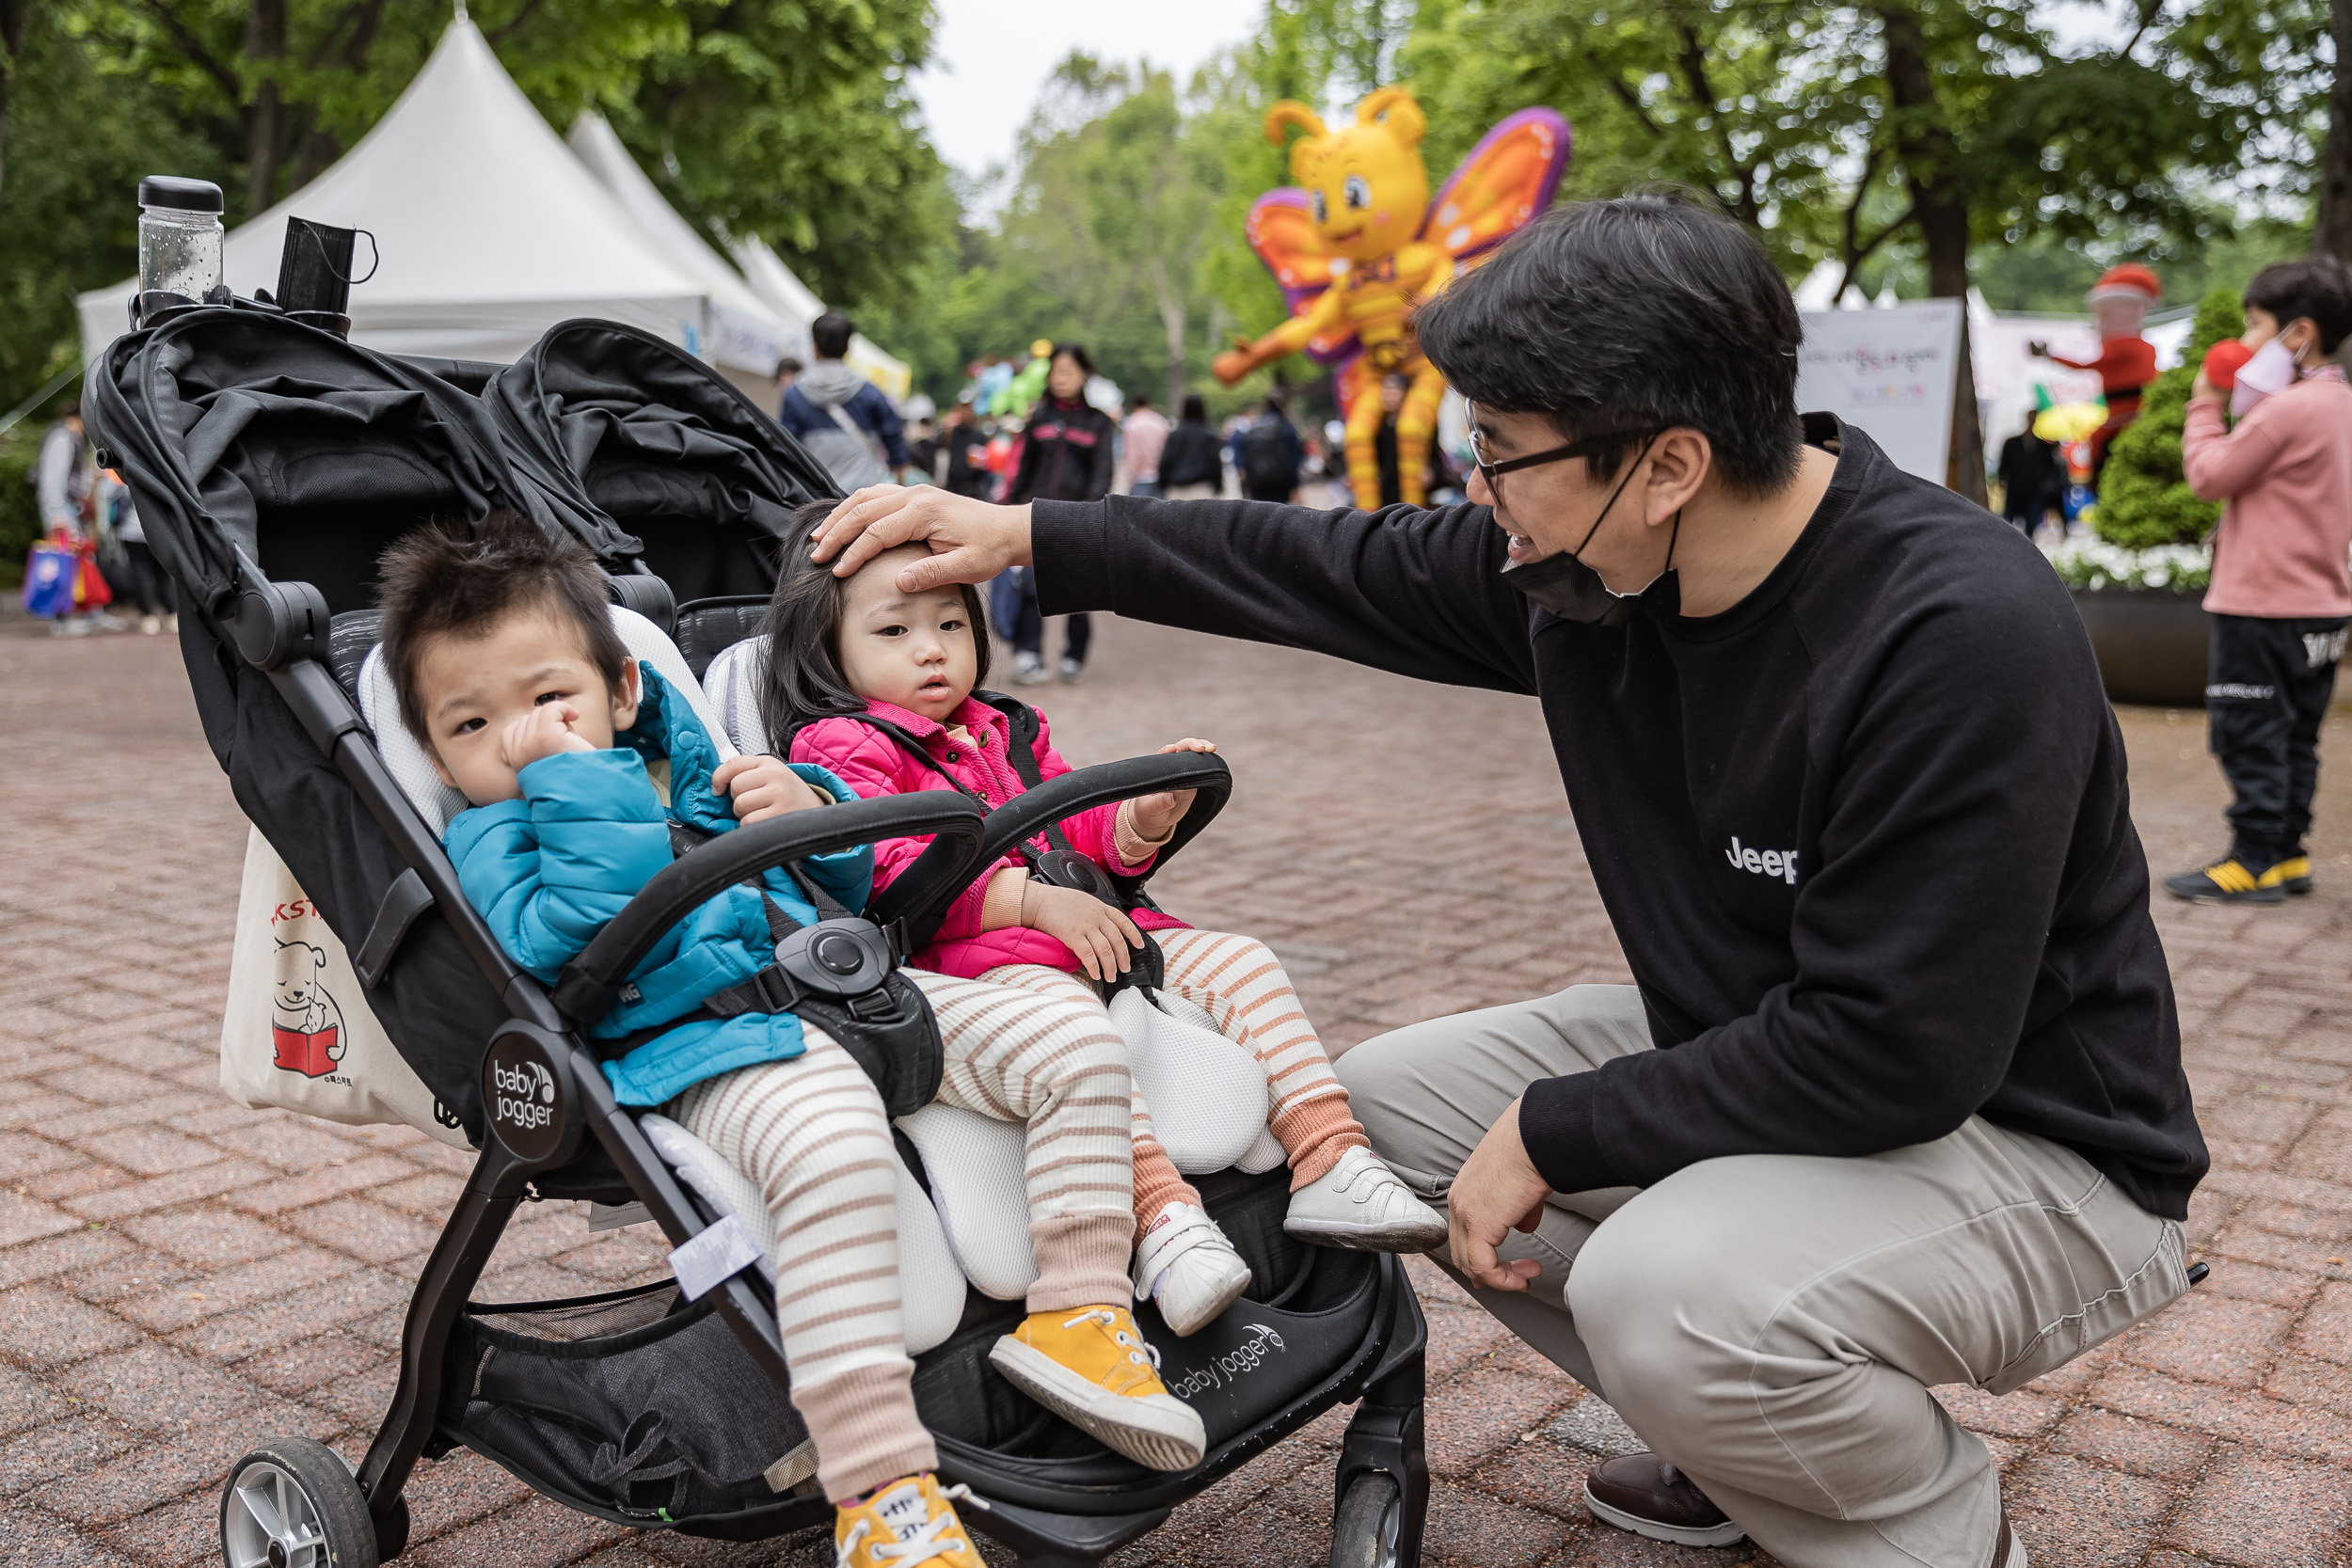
[1131,737,1216,840]
[714,754,825,824]
[1023,882,1145,982]
[499,701,596,775]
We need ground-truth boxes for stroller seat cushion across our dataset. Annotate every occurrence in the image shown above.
[639,1112,966,1355]
[896,1103,1041,1303]
[357,602,739,834]
[1109,990,1274,1176]
[702,634,773,756]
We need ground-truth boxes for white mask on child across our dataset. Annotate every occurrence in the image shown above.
[2231,337,2301,417]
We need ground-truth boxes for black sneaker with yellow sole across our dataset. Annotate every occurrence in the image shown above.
[2163,855,2285,905]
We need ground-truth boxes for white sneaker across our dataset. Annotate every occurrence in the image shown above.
[164,612,179,634]
[1283,1147,1449,1252]
[1012,653,1051,687]
[1133,1202,1250,1337]
[1057,657,1086,685]
[139,614,161,636]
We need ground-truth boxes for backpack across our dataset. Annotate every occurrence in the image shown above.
[1238,415,1295,492]
[797,394,892,491]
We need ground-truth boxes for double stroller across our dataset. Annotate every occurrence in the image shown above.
[85,307,1430,1568]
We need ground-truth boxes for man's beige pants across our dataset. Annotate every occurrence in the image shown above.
[1332,986,2190,1568]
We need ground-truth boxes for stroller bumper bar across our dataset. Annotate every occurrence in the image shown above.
[549,795,985,1026]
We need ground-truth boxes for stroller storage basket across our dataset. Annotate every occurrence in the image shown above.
[442,1280,827,1539]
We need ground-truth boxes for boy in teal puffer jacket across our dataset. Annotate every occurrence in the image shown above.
[378,514,1206,1568]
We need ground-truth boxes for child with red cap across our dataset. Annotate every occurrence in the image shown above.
[2030,263,2162,479]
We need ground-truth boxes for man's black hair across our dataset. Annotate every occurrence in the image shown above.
[757,500,993,748]
[778,356,803,378]
[1131,390,1152,407]
[376,510,629,746]
[1415,193,1804,495]
[2245,257,2352,356]
[811,313,853,359]
[1181,393,1208,423]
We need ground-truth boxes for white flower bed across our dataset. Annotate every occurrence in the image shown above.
[2042,537,2211,594]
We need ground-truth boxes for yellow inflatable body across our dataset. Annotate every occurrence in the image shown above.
[1216,91,1570,508]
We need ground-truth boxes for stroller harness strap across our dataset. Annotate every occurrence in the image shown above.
[598,823,944,1117]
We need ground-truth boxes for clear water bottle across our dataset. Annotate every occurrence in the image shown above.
[136,175,225,304]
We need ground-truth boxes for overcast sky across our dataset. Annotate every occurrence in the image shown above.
[909,0,1265,182]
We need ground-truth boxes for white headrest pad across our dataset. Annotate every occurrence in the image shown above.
[702,633,773,756]
[358,604,738,837]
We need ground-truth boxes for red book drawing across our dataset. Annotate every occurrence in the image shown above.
[271,937,348,1079]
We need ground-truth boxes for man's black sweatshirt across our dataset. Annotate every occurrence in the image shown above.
[1034,418,2207,1221]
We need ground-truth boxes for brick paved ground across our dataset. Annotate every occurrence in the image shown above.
[2,609,2348,1568]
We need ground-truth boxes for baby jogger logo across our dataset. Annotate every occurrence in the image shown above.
[1165,1322,1290,1402]
[482,1028,576,1164]
[1724,836,1801,887]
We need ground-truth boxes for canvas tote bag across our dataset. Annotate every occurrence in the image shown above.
[218,828,474,1150]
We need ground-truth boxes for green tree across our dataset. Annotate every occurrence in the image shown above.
[2096,287,2245,550]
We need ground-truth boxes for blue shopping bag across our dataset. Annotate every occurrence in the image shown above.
[21,542,74,617]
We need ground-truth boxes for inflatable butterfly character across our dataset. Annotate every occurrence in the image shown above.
[1214,90,1570,509]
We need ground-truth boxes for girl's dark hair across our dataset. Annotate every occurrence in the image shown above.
[1181,392,1208,424]
[2245,257,2352,356]
[1051,342,1095,378]
[757,499,993,749]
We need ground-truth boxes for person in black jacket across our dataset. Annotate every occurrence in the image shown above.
[808,196,2206,1568]
[1995,428,2061,535]
[1004,343,1116,684]
[1157,393,1223,499]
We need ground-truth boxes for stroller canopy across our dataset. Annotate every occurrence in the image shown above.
[485,319,840,600]
[85,309,625,620]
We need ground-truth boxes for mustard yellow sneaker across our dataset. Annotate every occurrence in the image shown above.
[988,1305,1207,1471]
[834,1473,982,1568]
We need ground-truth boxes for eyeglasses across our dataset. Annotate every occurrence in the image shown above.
[1465,400,1663,494]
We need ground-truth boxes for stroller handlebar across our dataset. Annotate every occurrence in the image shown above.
[867,752,1234,929]
[553,794,985,1025]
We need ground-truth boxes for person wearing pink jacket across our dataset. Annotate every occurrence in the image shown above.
[2168,257,2352,905]
[754,504,1448,1338]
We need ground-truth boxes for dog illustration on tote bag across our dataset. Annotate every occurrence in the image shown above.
[271,938,347,1079]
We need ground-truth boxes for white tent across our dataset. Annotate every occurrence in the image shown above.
[563,113,791,380]
[78,18,785,372]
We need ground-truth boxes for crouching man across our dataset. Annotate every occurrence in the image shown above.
[804,194,2209,1568]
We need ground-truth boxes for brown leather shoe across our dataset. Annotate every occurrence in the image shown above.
[1582,1451,1746,1547]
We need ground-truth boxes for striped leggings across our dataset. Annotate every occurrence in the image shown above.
[668,971,1135,1502]
[982,927,1370,1239]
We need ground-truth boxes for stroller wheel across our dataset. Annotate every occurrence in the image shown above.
[220,1436,379,1568]
[1329,1470,1404,1568]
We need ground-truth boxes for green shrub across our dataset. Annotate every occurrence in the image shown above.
[0,424,41,592]
[2095,288,2243,550]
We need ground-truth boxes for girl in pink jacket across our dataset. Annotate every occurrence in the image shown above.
[758,513,1447,1335]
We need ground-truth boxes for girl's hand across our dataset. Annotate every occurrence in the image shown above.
[1129,738,1216,841]
[2190,370,2222,406]
[1024,882,1145,982]
[713,755,825,824]
[500,702,594,774]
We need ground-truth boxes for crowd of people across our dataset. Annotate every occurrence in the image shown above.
[20,397,174,636]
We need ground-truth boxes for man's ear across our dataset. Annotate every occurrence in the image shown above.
[610,657,642,732]
[1643,429,1712,527]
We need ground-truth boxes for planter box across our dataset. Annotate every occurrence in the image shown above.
[2071,586,2210,708]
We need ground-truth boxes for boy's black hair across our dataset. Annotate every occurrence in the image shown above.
[758,499,993,749]
[2245,257,2352,356]
[811,313,854,359]
[1414,192,1805,496]
[376,509,629,745]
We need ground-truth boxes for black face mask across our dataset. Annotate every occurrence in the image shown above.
[1500,434,1677,626]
